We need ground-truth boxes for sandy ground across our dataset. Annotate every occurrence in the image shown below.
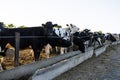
[54,44,120,80]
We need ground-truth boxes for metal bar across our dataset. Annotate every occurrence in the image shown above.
[0,35,103,39]
[0,36,62,38]
[14,32,20,67]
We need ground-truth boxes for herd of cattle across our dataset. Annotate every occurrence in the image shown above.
[0,22,119,61]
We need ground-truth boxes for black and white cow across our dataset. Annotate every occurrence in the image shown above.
[105,33,117,42]
[71,28,94,53]
[80,29,93,48]
[0,22,71,61]
[91,32,105,46]
[72,32,85,53]
[72,29,106,53]
[53,24,79,54]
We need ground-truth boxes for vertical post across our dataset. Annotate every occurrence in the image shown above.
[14,32,20,67]
[93,39,96,57]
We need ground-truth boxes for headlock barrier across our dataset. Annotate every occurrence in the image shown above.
[0,41,120,80]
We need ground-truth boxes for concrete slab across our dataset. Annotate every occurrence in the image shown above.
[94,46,106,57]
[30,49,93,80]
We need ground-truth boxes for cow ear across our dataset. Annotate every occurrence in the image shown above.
[66,24,70,28]
[66,24,69,26]
[42,24,45,26]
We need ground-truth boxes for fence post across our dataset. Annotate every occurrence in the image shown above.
[92,39,96,57]
[14,32,20,67]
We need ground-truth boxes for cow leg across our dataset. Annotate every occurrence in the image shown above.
[97,38,102,46]
[33,49,41,61]
[65,48,68,53]
[90,38,94,46]
[88,38,92,47]
[55,47,59,54]
[0,63,3,71]
[60,47,64,55]
[0,47,1,52]
[79,43,85,53]
[0,44,6,52]
[44,44,52,58]
[84,41,89,49]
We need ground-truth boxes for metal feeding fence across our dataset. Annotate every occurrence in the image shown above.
[0,32,105,66]
[0,32,66,66]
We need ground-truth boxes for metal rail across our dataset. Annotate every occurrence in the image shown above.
[0,35,103,39]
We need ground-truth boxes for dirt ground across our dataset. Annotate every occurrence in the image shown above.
[54,44,120,80]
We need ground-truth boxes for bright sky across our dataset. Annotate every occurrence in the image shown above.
[0,0,120,33]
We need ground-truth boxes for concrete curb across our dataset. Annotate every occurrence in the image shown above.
[94,46,107,57]
[30,48,93,80]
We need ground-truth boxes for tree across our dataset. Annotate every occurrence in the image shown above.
[53,24,62,28]
[18,25,27,28]
[7,24,16,28]
[0,22,7,28]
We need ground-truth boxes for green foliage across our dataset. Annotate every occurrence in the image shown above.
[0,22,7,28]
[0,22,27,28]
[18,25,27,28]
[6,24,16,28]
[54,25,62,28]
[53,24,62,28]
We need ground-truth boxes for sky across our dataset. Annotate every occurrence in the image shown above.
[0,0,120,33]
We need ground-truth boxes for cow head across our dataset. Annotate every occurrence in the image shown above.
[83,29,90,33]
[54,28,72,41]
[48,31,72,47]
[50,38,72,47]
[66,24,79,34]
[106,33,117,42]
[42,21,54,36]
[60,39,72,47]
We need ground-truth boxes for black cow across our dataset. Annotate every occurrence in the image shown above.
[0,22,71,61]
